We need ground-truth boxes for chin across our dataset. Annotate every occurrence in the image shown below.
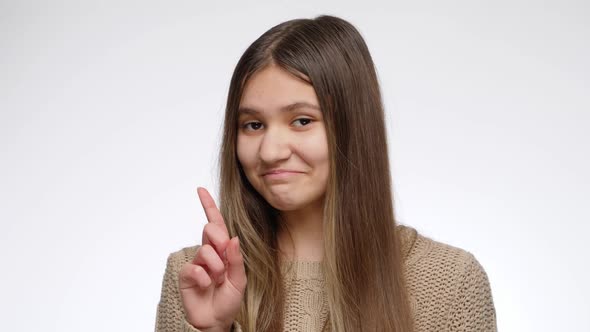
[267,197,302,212]
[266,193,323,213]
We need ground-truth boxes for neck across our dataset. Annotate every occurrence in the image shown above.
[277,200,324,262]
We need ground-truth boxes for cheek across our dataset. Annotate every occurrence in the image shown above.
[236,136,247,164]
[237,136,257,173]
[301,128,329,164]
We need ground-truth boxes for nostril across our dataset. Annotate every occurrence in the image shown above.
[258,150,292,164]
[258,140,292,163]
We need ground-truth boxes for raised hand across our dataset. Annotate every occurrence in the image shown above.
[178,187,247,332]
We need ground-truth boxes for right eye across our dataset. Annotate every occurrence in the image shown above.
[242,121,263,131]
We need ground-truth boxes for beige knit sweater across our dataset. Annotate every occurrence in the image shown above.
[155,225,497,332]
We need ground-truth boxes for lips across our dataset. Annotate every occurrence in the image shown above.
[261,169,304,181]
[262,169,302,176]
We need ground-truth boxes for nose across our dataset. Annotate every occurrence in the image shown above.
[258,125,292,164]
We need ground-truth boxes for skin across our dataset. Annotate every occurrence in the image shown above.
[237,64,329,261]
[179,64,329,331]
[179,187,246,332]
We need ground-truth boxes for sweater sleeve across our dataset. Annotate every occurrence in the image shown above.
[446,253,497,332]
[154,251,242,332]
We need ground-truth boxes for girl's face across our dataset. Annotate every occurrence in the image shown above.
[237,64,329,212]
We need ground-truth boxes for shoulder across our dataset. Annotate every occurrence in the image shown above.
[398,225,488,274]
[397,225,497,331]
[398,224,491,291]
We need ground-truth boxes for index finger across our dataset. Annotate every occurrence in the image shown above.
[197,187,228,229]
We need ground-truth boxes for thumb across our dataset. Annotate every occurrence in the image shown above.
[225,236,247,293]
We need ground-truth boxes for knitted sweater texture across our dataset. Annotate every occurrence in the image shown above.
[155,225,497,331]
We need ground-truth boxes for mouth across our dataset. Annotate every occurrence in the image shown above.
[262,170,303,180]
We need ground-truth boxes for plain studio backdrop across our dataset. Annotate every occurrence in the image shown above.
[1,0,588,331]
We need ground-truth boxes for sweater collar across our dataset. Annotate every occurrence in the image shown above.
[280,224,418,270]
[396,224,418,262]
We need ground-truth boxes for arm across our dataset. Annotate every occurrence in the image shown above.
[155,252,200,332]
[155,252,243,332]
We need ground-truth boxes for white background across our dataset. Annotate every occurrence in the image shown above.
[1,0,588,331]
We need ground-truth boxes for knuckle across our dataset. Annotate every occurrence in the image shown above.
[209,259,224,274]
[196,245,223,267]
[181,272,191,283]
[201,224,212,240]
[193,246,206,261]
[203,224,225,245]
[206,223,223,239]
[203,222,214,234]
[180,265,193,282]
[198,244,214,257]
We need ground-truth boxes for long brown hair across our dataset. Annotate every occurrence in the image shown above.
[218,15,414,331]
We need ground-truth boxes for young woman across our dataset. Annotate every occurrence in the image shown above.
[155,15,497,332]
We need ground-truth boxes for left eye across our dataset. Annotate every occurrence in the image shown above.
[293,118,312,127]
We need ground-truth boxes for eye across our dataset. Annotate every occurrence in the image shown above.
[242,121,263,131]
[293,118,313,127]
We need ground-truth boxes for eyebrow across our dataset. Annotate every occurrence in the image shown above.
[238,102,320,115]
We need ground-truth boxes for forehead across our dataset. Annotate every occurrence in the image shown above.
[239,65,320,113]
